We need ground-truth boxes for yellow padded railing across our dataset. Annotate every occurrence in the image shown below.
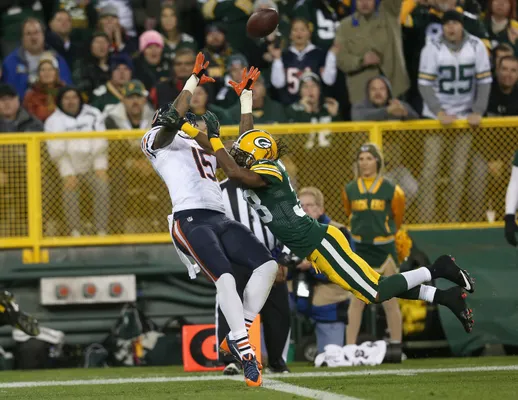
[0,118,515,259]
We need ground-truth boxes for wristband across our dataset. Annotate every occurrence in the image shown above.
[184,74,199,94]
[240,90,253,114]
[181,122,199,138]
[210,137,224,152]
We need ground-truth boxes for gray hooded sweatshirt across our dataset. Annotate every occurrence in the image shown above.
[351,76,420,121]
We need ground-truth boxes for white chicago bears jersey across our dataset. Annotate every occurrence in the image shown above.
[141,126,225,214]
[418,34,492,119]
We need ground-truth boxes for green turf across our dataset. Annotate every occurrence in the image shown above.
[0,357,516,399]
[278,370,518,399]
[0,381,303,400]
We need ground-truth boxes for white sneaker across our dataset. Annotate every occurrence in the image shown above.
[223,362,241,376]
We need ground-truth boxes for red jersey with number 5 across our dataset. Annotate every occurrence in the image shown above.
[141,126,225,214]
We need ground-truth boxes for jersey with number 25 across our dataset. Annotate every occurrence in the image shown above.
[141,126,225,214]
[418,33,492,119]
[244,159,327,258]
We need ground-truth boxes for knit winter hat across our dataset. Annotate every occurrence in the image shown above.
[139,30,164,52]
[38,52,59,70]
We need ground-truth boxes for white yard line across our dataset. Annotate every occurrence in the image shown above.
[0,364,516,393]
[263,378,362,400]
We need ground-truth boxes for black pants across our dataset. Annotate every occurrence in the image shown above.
[216,264,291,366]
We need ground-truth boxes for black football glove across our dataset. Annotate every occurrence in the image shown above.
[504,214,517,246]
[156,106,186,131]
[201,110,221,140]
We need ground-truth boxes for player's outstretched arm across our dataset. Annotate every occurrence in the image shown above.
[229,67,261,134]
[152,52,215,150]
[202,110,266,188]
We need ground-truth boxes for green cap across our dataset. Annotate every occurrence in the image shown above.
[122,80,148,98]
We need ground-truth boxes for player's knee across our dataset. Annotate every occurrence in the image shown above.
[254,259,278,280]
[215,272,236,293]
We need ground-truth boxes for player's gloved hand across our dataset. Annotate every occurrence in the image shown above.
[192,52,215,85]
[229,66,261,96]
[504,214,517,246]
[202,110,221,140]
[157,106,186,131]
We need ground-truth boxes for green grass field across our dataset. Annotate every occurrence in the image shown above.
[0,356,517,400]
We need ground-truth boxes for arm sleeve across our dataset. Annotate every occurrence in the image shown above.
[341,187,352,217]
[250,161,283,184]
[417,44,438,87]
[472,41,492,114]
[270,59,286,89]
[44,118,66,160]
[418,85,443,116]
[335,22,364,74]
[57,57,73,85]
[381,0,404,16]
[320,51,337,86]
[391,185,406,230]
[505,165,518,215]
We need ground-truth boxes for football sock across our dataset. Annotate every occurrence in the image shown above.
[233,330,254,358]
[215,273,247,341]
[396,285,437,303]
[242,260,277,330]
[377,268,432,302]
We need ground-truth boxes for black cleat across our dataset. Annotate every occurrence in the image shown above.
[0,291,40,336]
[428,255,475,293]
[266,358,290,374]
[437,286,474,333]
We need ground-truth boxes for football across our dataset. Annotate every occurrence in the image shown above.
[246,8,279,38]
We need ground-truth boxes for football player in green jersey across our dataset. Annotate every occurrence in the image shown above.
[177,67,476,333]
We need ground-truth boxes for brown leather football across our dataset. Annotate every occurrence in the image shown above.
[246,8,279,38]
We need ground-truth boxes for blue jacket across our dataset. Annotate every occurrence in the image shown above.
[1,48,73,100]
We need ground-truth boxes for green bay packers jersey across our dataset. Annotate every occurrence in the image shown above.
[244,159,327,258]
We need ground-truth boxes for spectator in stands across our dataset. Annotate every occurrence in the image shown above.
[492,42,515,74]
[0,1,45,58]
[286,72,340,149]
[402,0,490,111]
[96,1,137,38]
[46,9,77,69]
[292,0,349,51]
[188,84,230,124]
[215,54,248,109]
[45,87,109,237]
[342,144,404,347]
[0,83,42,132]
[104,80,154,130]
[159,5,197,64]
[418,11,492,222]
[352,76,419,121]
[52,0,96,45]
[202,24,234,83]
[226,74,287,124]
[488,55,518,116]
[271,18,337,105]
[95,4,137,56]
[335,0,408,105]
[72,32,111,99]
[484,0,518,56]
[23,53,65,122]
[291,186,352,356]
[2,18,72,100]
[91,55,133,112]
[201,0,251,55]
[133,30,170,91]
[150,48,195,109]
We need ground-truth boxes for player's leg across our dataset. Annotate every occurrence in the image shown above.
[220,220,278,334]
[172,215,256,365]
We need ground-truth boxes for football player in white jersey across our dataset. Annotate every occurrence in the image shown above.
[417,10,492,222]
[141,54,277,387]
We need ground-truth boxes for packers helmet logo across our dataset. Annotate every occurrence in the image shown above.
[128,83,135,91]
[254,137,272,149]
